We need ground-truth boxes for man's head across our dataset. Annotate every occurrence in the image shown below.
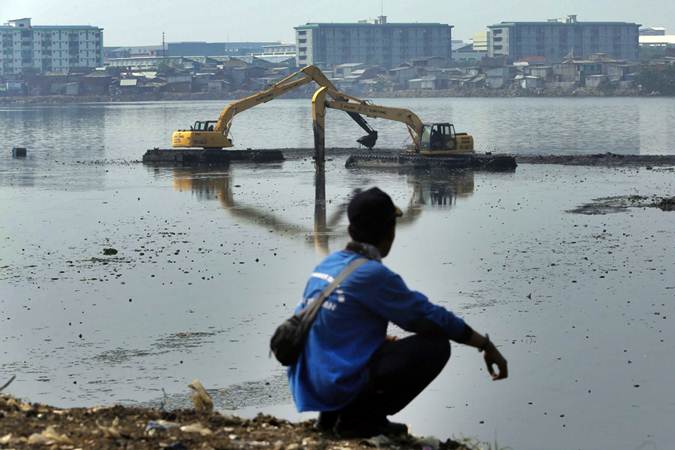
[347,187,402,257]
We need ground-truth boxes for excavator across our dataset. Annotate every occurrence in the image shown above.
[309,85,518,170]
[172,65,379,150]
[311,86,474,156]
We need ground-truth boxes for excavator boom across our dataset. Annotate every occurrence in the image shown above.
[312,86,474,155]
[172,65,378,149]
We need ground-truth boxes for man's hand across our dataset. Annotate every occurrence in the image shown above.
[483,343,508,380]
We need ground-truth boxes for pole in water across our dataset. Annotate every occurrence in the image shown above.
[313,163,328,255]
[311,87,327,167]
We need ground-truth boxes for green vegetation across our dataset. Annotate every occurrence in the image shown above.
[636,64,675,95]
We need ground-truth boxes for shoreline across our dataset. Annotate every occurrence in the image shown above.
[0,393,475,449]
[0,88,666,106]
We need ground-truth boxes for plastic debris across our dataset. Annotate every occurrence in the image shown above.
[180,422,213,436]
[145,419,179,433]
[188,379,214,413]
[27,426,72,445]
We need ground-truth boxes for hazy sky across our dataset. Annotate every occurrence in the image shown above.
[2,0,673,46]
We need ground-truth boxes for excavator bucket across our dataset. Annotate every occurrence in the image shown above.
[357,131,378,149]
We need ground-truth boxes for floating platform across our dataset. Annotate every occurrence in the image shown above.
[345,152,517,172]
[142,148,284,165]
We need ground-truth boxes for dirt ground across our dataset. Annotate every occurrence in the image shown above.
[0,394,473,450]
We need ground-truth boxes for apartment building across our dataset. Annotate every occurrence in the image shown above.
[0,18,103,75]
[295,17,452,69]
[487,15,640,63]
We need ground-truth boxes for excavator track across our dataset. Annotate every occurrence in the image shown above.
[345,152,517,172]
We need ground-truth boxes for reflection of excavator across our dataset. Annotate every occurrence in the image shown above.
[169,165,476,256]
[172,65,378,150]
[407,170,474,208]
[312,86,474,156]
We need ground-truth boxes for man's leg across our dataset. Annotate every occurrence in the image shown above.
[335,334,451,434]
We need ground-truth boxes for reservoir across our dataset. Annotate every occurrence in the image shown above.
[1,97,674,450]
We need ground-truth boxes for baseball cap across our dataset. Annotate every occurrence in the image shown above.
[348,187,403,230]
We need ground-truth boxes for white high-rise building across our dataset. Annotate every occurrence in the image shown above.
[0,18,103,75]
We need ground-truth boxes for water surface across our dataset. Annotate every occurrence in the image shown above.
[1,98,674,450]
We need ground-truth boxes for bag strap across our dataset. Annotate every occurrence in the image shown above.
[300,258,368,325]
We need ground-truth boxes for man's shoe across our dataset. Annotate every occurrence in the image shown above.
[377,418,408,436]
[315,411,339,432]
[335,416,408,438]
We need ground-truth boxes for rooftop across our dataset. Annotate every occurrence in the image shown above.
[490,21,640,27]
[640,35,675,45]
[1,18,102,30]
[296,22,452,29]
[489,16,640,28]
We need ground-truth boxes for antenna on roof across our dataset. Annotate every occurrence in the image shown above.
[377,0,387,24]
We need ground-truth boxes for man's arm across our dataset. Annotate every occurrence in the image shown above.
[404,320,508,381]
[463,329,508,380]
[365,269,508,381]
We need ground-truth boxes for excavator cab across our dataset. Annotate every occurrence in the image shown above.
[190,120,218,131]
[420,123,474,155]
[173,120,232,149]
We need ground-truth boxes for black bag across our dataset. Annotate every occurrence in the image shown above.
[270,258,367,366]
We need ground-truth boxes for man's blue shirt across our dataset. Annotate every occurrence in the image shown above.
[288,250,468,412]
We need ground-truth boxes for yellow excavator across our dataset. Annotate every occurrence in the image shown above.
[311,86,474,156]
[172,65,379,149]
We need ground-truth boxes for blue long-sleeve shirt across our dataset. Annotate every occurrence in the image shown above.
[288,249,468,412]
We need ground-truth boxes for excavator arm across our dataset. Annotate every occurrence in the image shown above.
[312,86,425,152]
[172,65,378,149]
[311,86,474,155]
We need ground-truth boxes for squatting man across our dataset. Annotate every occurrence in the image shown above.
[287,187,508,437]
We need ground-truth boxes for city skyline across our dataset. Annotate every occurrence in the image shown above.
[2,0,674,46]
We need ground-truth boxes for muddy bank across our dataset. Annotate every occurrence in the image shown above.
[516,153,675,167]
[0,394,474,450]
[568,195,675,215]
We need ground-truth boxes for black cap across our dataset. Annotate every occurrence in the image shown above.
[348,187,403,233]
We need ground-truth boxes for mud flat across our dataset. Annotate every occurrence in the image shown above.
[0,394,474,450]
[567,195,675,215]
[516,153,675,166]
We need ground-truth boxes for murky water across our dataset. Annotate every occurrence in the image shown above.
[1,98,675,450]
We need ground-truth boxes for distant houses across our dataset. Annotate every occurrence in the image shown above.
[2,14,675,99]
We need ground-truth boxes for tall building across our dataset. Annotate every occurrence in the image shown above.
[295,17,452,69]
[471,31,489,52]
[0,18,103,75]
[167,41,279,57]
[487,15,640,63]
